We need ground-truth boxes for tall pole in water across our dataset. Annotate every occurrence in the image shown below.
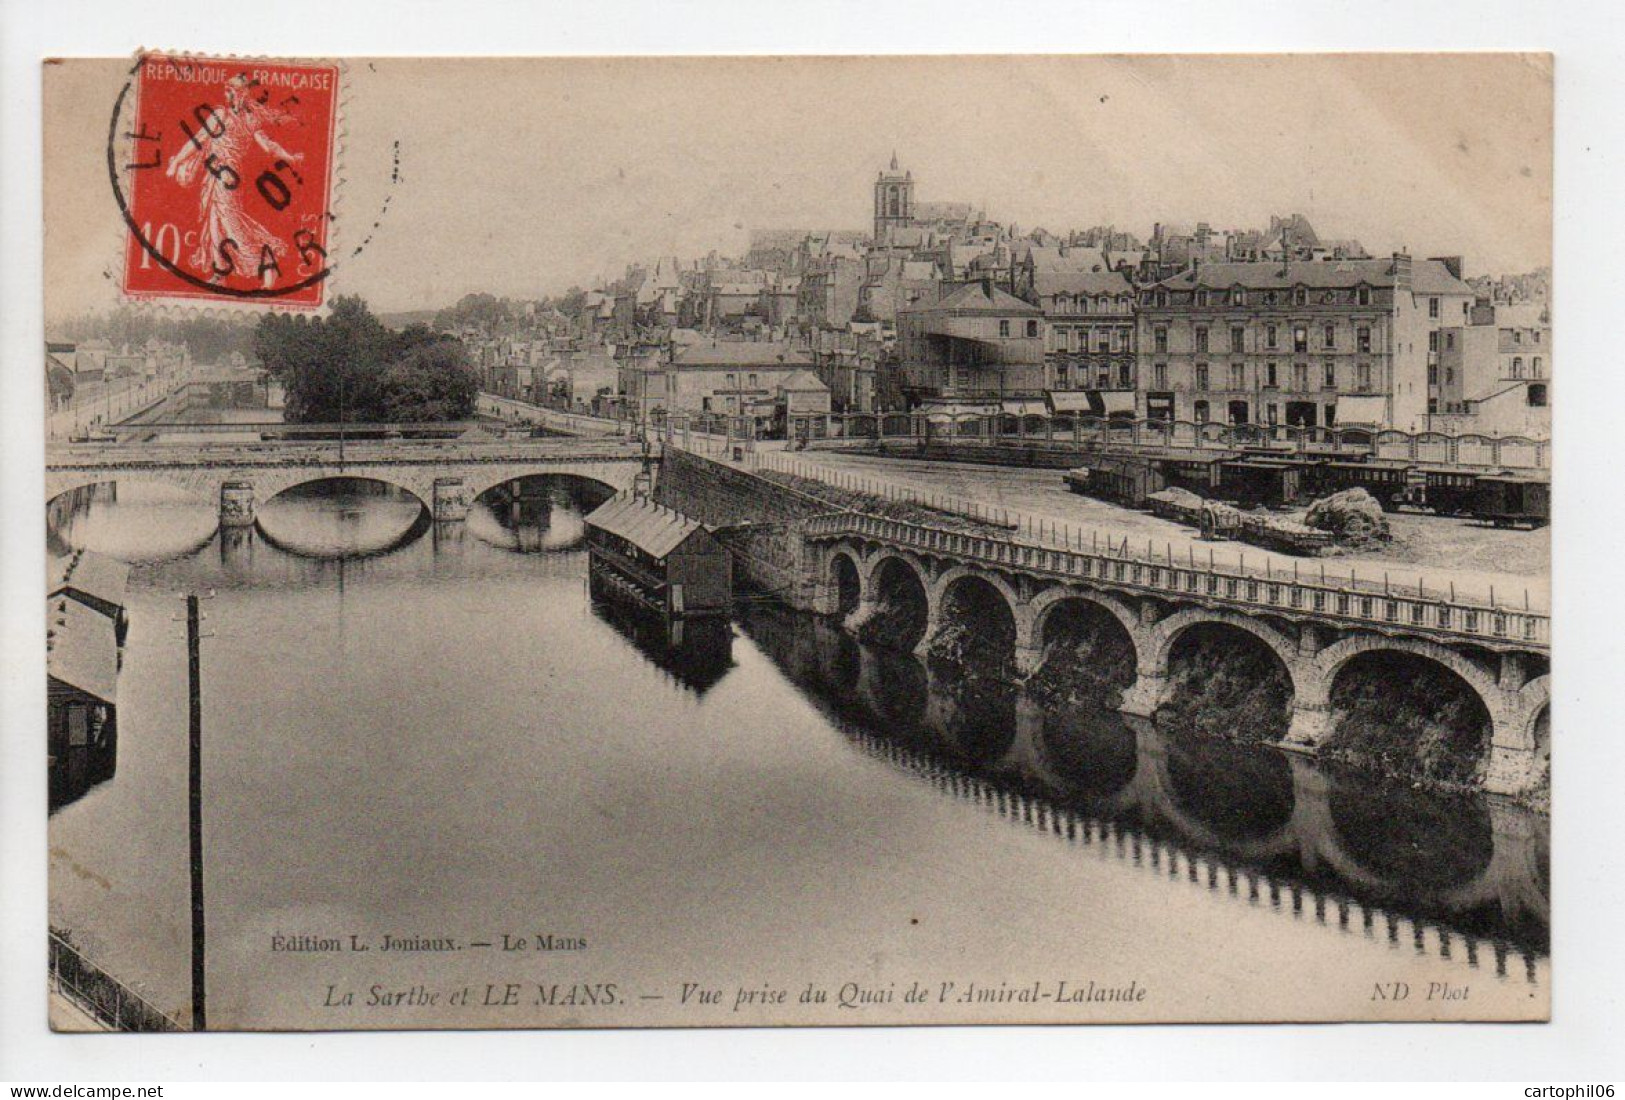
[186,593,207,1031]
[338,371,347,468]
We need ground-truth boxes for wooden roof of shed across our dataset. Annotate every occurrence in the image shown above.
[49,551,129,612]
[46,597,119,702]
[586,493,714,560]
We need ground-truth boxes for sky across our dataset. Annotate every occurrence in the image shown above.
[43,53,1552,318]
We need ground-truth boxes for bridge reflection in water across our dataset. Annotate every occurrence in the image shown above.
[47,473,1549,1016]
[50,475,620,566]
[733,604,1549,979]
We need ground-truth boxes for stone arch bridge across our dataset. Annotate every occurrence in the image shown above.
[799,511,1550,797]
[46,438,648,528]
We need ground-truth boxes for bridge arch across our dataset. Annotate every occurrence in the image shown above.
[1028,586,1141,657]
[459,465,631,503]
[1306,634,1500,720]
[1310,634,1501,787]
[865,548,932,598]
[1145,607,1303,692]
[47,469,219,509]
[858,550,934,652]
[929,565,1024,628]
[827,547,864,617]
[928,566,1023,672]
[1515,675,1552,752]
[259,472,433,515]
[1141,608,1301,741]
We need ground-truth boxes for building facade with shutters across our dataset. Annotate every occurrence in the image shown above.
[1134,253,1475,431]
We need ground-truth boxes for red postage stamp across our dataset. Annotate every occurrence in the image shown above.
[114,53,340,307]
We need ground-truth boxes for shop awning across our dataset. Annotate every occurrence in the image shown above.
[1047,391,1096,414]
[1100,390,1138,414]
[1333,395,1387,426]
[1001,399,1048,416]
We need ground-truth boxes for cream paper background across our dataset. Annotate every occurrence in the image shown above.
[3,0,1619,1082]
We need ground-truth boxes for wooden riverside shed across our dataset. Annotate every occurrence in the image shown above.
[47,595,121,810]
[584,493,732,617]
[50,550,131,645]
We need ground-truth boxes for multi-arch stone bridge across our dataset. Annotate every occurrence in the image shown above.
[797,510,1550,797]
[45,437,648,528]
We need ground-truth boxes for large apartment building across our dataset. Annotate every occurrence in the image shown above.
[895,280,1046,412]
[1134,253,1475,431]
[1012,246,1138,416]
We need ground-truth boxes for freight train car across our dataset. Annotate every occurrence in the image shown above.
[1213,458,1307,509]
[1303,459,1417,511]
[1469,474,1551,528]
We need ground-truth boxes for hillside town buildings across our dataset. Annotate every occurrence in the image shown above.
[465,156,1549,440]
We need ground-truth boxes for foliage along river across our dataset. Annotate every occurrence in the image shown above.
[46,476,1549,1027]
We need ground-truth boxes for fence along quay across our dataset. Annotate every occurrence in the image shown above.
[798,508,1548,651]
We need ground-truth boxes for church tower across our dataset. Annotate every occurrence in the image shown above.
[873,152,914,245]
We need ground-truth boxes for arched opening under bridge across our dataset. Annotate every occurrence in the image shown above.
[1156,621,1294,743]
[1321,648,1494,788]
[829,551,862,618]
[1027,596,1137,709]
[47,478,218,562]
[468,473,617,553]
[856,555,931,653]
[257,477,430,559]
[927,573,1017,679]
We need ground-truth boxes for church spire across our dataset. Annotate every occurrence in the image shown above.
[890,150,899,171]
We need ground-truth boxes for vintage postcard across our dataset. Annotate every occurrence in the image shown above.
[42,53,1551,1031]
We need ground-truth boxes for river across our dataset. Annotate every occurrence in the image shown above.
[45,476,1549,1027]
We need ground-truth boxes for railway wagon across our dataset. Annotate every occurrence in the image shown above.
[1469,474,1550,528]
[1213,458,1307,508]
[1394,466,1480,516]
[1304,459,1416,511]
[1063,453,1163,507]
[1156,450,1229,496]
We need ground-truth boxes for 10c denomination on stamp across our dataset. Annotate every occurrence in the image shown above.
[112,52,339,307]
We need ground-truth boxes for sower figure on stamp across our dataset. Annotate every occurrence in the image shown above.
[165,74,304,288]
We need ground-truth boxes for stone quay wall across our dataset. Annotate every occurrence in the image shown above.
[654,448,831,608]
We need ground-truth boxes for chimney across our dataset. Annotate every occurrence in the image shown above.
[1390,251,1412,291]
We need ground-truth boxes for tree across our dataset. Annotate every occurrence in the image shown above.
[432,292,512,336]
[253,296,478,424]
[254,296,384,423]
[378,339,478,422]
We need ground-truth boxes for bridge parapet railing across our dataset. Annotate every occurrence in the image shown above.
[49,932,185,1032]
[802,511,1549,651]
[46,437,644,469]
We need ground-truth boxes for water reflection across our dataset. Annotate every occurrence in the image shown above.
[468,477,615,553]
[736,602,1549,960]
[45,477,1550,1027]
[47,482,216,563]
[587,579,735,695]
[255,479,430,559]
